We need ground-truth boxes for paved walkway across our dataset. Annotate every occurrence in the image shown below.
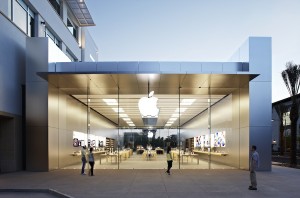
[0,166,300,198]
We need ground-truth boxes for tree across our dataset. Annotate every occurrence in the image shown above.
[281,62,300,167]
[274,104,288,155]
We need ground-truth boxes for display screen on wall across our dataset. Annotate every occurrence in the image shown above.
[73,131,106,147]
[194,131,226,148]
[214,131,226,147]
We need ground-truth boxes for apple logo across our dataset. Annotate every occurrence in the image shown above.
[138,92,159,117]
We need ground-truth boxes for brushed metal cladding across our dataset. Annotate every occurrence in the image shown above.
[0,14,26,115]
[250,82,272,127]
[180,62,202,73]
[49,127,59,170]
[26,82,48,127]
[202,62,223,73]
[75,62,97,72]
[249,37,272,82]
[97,62,118,72]
[159,62,181,73]
[26,38,49,82]
[58,89,67,130]
[26,126,48,171]
[222,62,243,72]
[240,85,249,128]
[139,62,160,73]
[248,37,272,171]
[240,127,249,170]
[49,84,59,129]
[117,62,139,72]
[250,126,272,171]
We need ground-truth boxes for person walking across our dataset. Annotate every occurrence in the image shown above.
[249,145,260,190]
[88,147,95,176]
[81,146,87,175]
[165,146,173,175]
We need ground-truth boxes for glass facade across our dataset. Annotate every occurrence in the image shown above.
[13,0,34,37]
[48,73,247,170]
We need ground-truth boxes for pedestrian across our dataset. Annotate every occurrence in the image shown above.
[81,146,87,175]
[88,147,95,176]
[249,145,260,190]
[165,146,173,175]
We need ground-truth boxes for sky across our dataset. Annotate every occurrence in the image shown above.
[85,0,300,102]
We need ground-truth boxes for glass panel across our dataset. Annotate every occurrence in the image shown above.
[28,15,34,37]
[13,0,27,33]
[67,18,77,39]
[180,86,210,169]
[49,0,61,16]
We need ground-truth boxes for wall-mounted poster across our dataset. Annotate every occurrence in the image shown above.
[73,138,79,147]
[194,136,201,147]
[193,131,226,149]
[214,131,226,147]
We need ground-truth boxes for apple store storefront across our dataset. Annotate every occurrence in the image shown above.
[26,38,272,171]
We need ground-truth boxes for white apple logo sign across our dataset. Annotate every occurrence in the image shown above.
[138,92,159,117]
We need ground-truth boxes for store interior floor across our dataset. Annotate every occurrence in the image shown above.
[64,153,235,170]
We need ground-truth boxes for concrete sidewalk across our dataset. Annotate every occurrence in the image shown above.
[0,166,299,198]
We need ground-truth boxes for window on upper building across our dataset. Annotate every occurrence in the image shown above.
[283,111,291,126]
[45,28,61,48]
[49,0,61,16]
[13,0,35,37]
[67,18,78,40]
[65,49,77,62]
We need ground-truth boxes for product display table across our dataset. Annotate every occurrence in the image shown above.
[142,150,157,160]
[181,154,199,164]
[193,150,228,156]
[155,148,164,154]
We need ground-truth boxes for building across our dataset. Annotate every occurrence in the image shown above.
[0,0,272,173]
[0,0,97,172]
[272,94,300,153]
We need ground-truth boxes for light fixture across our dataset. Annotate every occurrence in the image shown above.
[180,99,196,105]
[103,99,118,106]
[171,113,181,118]
[123,118,131,121]
[112,108,124,113]
[41,21,46,26]
[119,114,128,118]
[175,108,187,113]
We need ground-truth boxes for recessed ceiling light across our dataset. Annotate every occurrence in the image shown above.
[129,124,135,126]
[103,99,118,105]
[180,99,196,105]
[171,113,181,118]
[123,118,131,121]
[119,114,128,117]
[127,121,134,124]
[112,108,124,112]
[169,118,177,121]
[165,124,172,126]
[175,108,187,113]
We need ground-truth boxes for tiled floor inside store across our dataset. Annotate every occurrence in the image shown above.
[64,153,235,170]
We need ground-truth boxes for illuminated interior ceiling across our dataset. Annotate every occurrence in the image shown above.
[65,0,95,26]
[46,74,253,128]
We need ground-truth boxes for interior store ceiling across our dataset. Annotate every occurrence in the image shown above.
[44,73,254,129]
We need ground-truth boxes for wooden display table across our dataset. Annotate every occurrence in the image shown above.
[155,148,164,154]
[193,150,228,156]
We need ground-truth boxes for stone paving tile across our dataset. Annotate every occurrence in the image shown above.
[0,166,300,198]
